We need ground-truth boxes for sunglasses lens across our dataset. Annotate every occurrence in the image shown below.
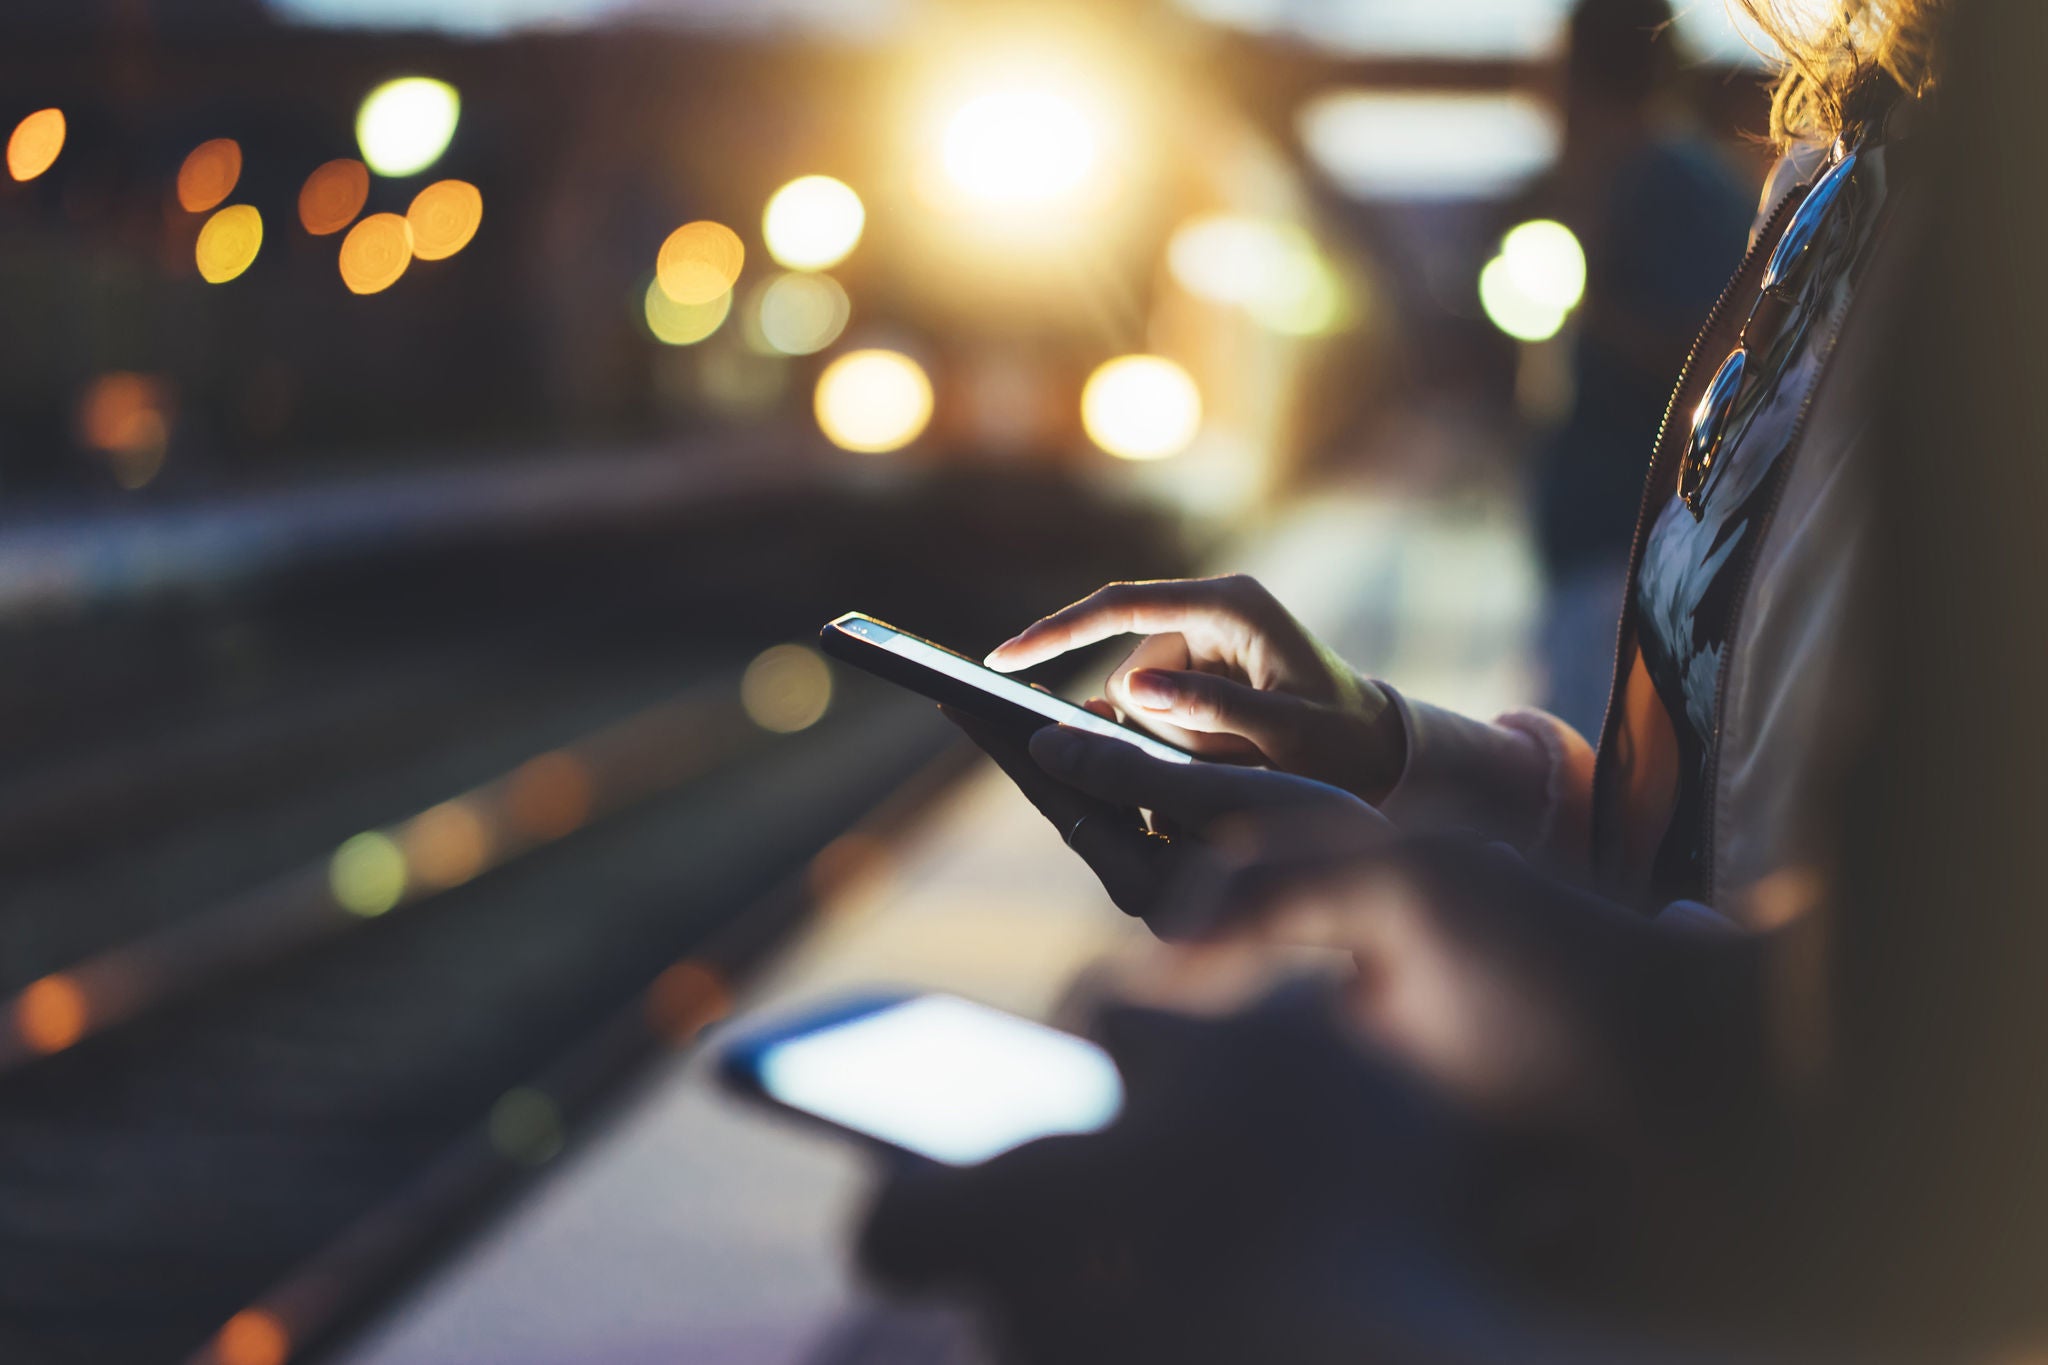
[1680,346,1747,509]
[1761,151,1857,298]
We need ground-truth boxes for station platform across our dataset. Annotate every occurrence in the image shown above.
[333,481,1541,1365]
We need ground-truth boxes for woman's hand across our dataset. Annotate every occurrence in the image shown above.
[985,575,1407,803]
[942,708,1390,936]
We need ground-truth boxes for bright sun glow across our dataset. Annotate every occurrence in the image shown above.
[1479,219,1586,343]
[1081,355,1202,461]
[762,175,865,271]
[356,77,461,177]
[939,84,1100,210]
[815,349,934,454]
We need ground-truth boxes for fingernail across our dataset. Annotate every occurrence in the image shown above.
[1127,669,1174,710]
[983,640,1020,668]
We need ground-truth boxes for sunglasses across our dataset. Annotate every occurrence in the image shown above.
[1678,142,1862,518]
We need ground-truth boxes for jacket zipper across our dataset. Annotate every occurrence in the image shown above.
[1588,187,1805,890]
[1695,198,1899,904]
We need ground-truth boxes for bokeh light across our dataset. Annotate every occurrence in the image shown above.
[1167,214,1344,336]
[762,175,864,271]
[176,138,242,213]
[940,85,1099,209]
[755,272,849,356]
[505,751,592,840]
[16,975,87,1055]
[195,204,263,284]
[339,212,414,294]
[488,1087,564,1166]
[406,178,483,260]
[77,372,172,489]
[643,277,731,346]
[646,959,732,1044]
[214,1309,290,1365]
[330,831,406,916]
[1478,221,1585,343]
[1499,219,1587,314]
[656,220,745,305]
[299,158,370,236]
[6,108,65,182]
[355,76,461,177]
[1081,355,1202,461]
[404,799,490,889]
[814,349,933,454]
[741,644,833,733]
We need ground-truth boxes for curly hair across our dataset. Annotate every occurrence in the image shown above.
[1737,0,1946,145]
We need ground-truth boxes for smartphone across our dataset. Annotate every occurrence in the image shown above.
[718,992,1125,1165]
[819,612,1194,765]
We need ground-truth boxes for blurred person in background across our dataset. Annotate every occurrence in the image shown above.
[1530,0,1757,737]
[853,0,1965,1357]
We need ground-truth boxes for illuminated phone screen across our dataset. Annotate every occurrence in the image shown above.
[754,995,1124,1166]
[849,618,1193,765]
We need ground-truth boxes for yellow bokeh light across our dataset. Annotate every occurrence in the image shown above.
[299,158,370,236]
[404,799,491,889]
[1498,219,1587,315]
[657,220,744,306]
[406,178,482,261]
[762,175,864,271]
[339,212,414,295]
[1167,214,1344,337]
[195,204,262,284]
[1479,255,1566,342]
[741,644,834,733]
[1081,355,1202,461]
[756,272,849,356]
[643,277,730,346]
[815,349,934,454]
[356,76,461,178]
[176,138,242,213]
[16,975,87,1055]
[6,108,65,182]
[939,84,1100,210]
[214,1309,290,1365]
[330,831,407,916]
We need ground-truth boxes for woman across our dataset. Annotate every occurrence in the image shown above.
[854,6,1954,1359]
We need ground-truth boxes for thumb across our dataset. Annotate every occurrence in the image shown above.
[1121,668,1317,761]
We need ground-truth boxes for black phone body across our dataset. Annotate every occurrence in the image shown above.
[718,991,1125,1166]
[819,612,1195,764]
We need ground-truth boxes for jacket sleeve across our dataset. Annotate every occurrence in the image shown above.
[1373,684,1597,871]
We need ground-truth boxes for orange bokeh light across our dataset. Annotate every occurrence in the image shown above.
[505,751,593,841]
[404,800,491,889]
[177,138,243,213]
[645,960,732,1044]
[214,1309,290,1365]
[77,372,172,488]
[6,108,65,182]
[656,221,744,305]
[298,158,370,236]
[338,212,413,295]
[16,975,87,1055]
[196,204,263,284]
[406,179,482,261]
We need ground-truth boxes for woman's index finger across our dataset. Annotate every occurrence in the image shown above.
[983,582,1222,671]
